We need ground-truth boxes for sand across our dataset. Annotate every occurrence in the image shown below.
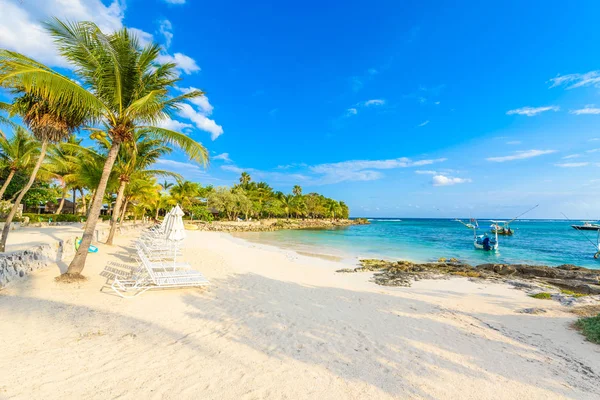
[1,228,599,399]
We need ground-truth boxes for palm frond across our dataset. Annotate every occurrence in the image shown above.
[137,126,209,166]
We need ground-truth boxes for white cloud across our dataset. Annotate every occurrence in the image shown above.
[158,19,173,48]
[486,149,556,162]
[570,105,600,115]
[506,140,521,145]
[176,87,214,114]
[563,154,581,159]
[432,175,471,186]
[417,120,429,127]
[506,106,559,117]
[415,170,437,175]
[588,148,600,153]
[346,108,358,116]
[129,28,154,47]
[156,117,193,131]
[157,52,200,74]
[163,0,186,3]
[364,99,385,106]
[554,162,590,168]
[213,153,232,163]
[178,103,223,140]
[0,0,127,67]
[549,71,600,89]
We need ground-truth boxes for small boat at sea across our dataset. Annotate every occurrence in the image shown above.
[490,221,514,236]
[455,219,499,251]
[571,221,600,231]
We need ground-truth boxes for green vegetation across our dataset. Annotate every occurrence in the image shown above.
[530,292,553,300]
[575,314,600,344]
[560,289,588,298]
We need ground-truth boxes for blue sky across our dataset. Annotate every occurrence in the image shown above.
[3,1,600,218]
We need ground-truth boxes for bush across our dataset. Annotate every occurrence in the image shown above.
[101,215,112,221]
[188,205,214,222]
[530,292,552,300]
[560,289,588,298]
[20,213,86,223]
[575,314,600,344]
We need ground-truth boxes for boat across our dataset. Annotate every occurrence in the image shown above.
[490,221,514,236]
[571,221,600,231]
[455,218,499,251]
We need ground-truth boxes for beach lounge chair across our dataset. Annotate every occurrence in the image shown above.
[111,251,210,298]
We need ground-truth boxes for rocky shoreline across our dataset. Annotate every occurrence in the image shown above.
[338,259,600,305]
[185,218,369,233]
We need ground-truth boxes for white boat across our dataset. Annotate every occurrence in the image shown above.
[455,218,499,251]
[571,221,600,231]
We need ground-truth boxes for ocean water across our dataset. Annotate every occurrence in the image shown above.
[234,218,600,269]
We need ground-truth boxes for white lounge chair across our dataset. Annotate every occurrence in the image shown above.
[111,251,210,298]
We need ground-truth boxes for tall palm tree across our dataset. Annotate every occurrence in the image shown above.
[278,193,294,219]
[0,20,209,274]
[44,135,83,214]
[0,126,39,199]
[292,185,302,197]
[106,132,180,244]
[160,179,174,192]
[239,172,251,187]
[169,180,201,211]
[0,94,83,252]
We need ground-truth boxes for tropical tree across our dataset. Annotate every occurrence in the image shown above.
[0,126,39,199]
[160,179,173,192]
[292,185,302,197]
[239,172,251,187]
[105,132,179,245]
[0,94,84,252]
[0,20,209,273]
[44,135,83,214]
[169,180,201,211]
[278,193,294,219]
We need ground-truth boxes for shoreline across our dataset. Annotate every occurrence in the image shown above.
[1,227,600,398]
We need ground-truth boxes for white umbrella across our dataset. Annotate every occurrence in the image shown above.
[165,205,186,242]
[159,207,174,234]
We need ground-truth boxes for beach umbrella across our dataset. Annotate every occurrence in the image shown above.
[165,205,186,242]
[160,207,175,234]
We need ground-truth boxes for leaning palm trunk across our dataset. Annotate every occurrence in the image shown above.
[80,189,86,215]
[55,186,68,214]
[105,179,126,245]
[119,198,128,224]
[0,141,48,252]
[66,142,120,275]
[0,169,16,200]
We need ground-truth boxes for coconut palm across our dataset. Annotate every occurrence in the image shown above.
[278,193,294,219]
[0,126,39,199]
[292,185,302,197]
[0,20,209,273]
[105,132,180,244]
[239,172,251,187]
[44,135,84,214]
[169,180,201,211]
[0,94,84,252]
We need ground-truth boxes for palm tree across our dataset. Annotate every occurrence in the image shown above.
[0,126,39,199]
[44,135,83,214]
[160,179,173,192]
[292,185,302,197]
[106,133,180,244]
[278,193,294,219]
[0,94,83,252]
[0,20,209,273]
[239,172,251,187]
[169,180,201,211]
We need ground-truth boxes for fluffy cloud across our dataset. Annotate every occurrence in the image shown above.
[0,0,125,67]
[570,105,600,115]
[506,106,559,117]
[178,103,224,140]
[157,53,200,75]
[549,71,600,89]
[346,108,358,116]
[417,120,429,127]
[364,99,385,106]
[176,87,214,114]
[432,175,471,186]
[158,19,173,48]
[213,153,232,163]
[486,149,556,162]
[156,117,193,132]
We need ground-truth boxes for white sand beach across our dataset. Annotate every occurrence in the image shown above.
[1,228,599,399]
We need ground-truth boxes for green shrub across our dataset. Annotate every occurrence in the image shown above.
[101,215,112,221]
[560,289,588,298]
[530,292,552,300]
[19,213,86,223]
[575,314,600,344]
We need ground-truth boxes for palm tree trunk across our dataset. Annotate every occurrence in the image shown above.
[0,169,16,200]
[86,190,95,218]
[55,186,68,214]
[0,141,48,252]
[65,142,120,276]
[80,189,86,215]
[119,198,128,224]
[155,206,160,221]
[106,179,127,245]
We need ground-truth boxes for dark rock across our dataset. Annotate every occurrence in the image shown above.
[517,308,547,314]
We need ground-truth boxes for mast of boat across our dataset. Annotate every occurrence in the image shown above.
[505,204,540,227]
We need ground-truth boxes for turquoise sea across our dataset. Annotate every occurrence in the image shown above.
[235,219,600,269]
